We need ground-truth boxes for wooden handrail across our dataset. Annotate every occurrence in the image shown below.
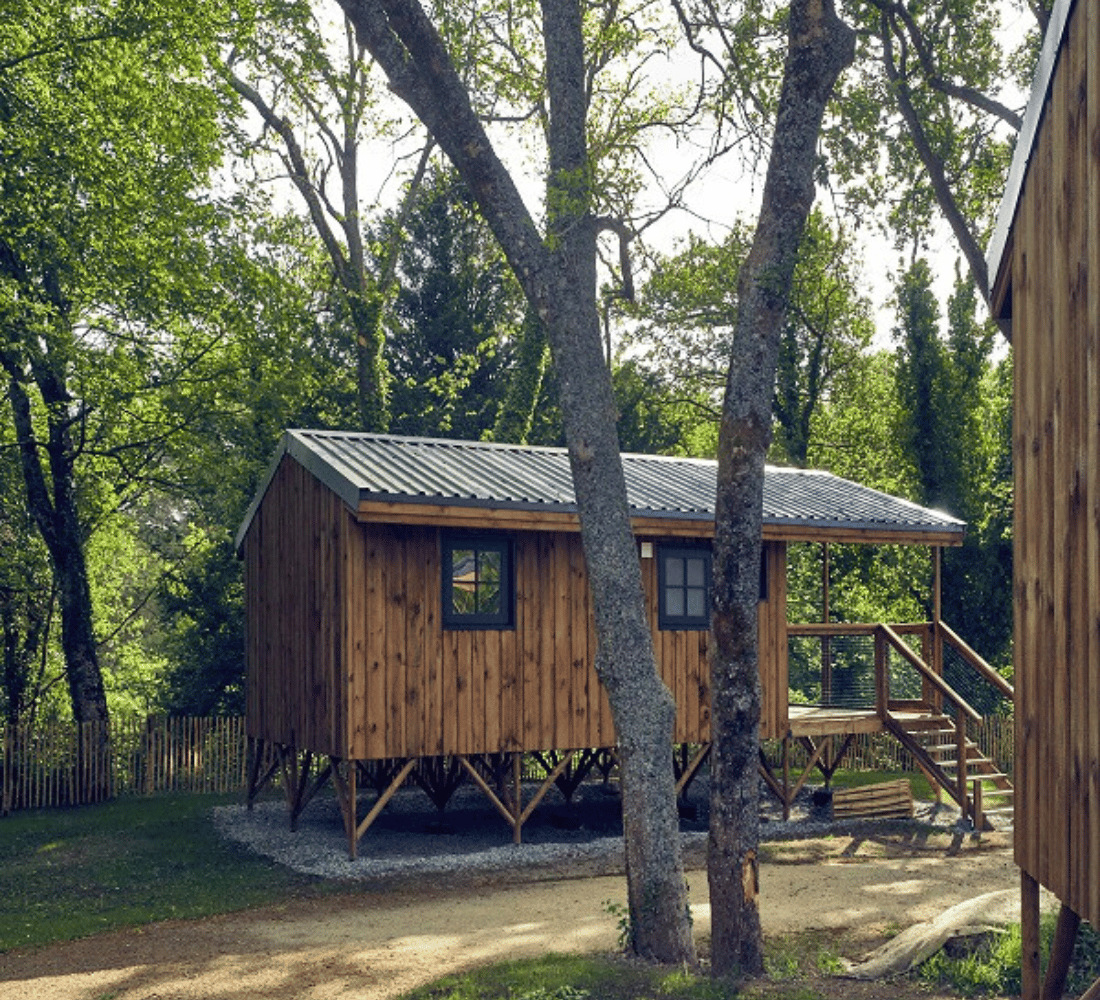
[877,623,983,724]
[938,620,1015,701]
[789,619,1013,709]
[787,621,929,637]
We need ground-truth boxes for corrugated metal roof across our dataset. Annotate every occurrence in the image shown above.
[236,430,965,549]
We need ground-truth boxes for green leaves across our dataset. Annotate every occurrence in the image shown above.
[0,0,251,723]
[626,208,873,464]
[828,0,1034,271]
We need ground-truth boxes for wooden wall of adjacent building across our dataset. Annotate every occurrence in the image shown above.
[996,0,1100,929]
[242,456,791,763]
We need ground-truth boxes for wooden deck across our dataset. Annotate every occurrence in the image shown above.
[788,706,883,737]
[787,706,945,738]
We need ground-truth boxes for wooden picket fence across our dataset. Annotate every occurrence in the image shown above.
[0,715,253,814]
[0,713,1015,816]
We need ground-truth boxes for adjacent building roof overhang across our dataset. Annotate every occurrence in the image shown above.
[235,430,966,552]
[986,0,1076,323]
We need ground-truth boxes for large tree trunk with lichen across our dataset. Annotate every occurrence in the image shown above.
[708,0,854,978]
[338,0,694,963]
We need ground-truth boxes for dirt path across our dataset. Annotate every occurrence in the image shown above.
[0,831,1020,1000]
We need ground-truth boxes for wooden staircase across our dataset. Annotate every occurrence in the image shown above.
[877,623,1014,831]
[884,713,1013,830]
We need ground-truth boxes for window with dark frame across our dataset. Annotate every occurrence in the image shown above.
[442,534,515,629]
[658,544,711,630]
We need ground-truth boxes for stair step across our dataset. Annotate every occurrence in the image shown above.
[982,805,1015,816]
[935,760,1000,773]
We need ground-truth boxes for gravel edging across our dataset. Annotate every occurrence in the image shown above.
[214,778,973,882]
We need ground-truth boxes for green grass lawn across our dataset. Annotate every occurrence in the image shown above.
[776,766,937,802]
[0,792,328,952]
[394,953,737,1000]
[0,767,994,966]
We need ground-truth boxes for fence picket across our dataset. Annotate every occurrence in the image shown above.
[0,713,1015,814]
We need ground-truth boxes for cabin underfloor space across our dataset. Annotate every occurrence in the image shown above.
[247,709,1008,860]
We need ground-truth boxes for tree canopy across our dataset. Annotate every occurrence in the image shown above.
[0,0,1036,974]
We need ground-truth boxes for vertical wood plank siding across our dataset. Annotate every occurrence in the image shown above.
[1003,0,1100,928]
[244,458,346,757]
[243,458,791,759]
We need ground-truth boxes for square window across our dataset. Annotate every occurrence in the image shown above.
[658,545,711,630]
[442,534,514,629]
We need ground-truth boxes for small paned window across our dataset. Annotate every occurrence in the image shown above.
[442,535,514,629]
[658,545,711,630]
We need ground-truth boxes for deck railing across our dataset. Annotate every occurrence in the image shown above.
[786,619,1015,821]
[787,621,1013,716]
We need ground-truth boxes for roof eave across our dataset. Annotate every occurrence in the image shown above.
[986,0,1076,312]
[355,493,964,544]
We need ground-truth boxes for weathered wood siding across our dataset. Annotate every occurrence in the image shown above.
[244,458,790,758]
[244,457,347,757]
[998,0,1100,928]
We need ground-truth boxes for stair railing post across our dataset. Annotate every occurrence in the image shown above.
[932,547,944,714]
[874,627,888,716]
[956,709,968,821]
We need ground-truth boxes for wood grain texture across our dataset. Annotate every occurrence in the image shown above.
[995,0,1100,928]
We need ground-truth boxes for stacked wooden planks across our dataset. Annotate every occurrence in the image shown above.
[832,778,914,821]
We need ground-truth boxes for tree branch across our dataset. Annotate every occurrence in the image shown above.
[879,12,992,309]
[865,0,1023,130]
[595,216,635,301]
[219,65,352,283]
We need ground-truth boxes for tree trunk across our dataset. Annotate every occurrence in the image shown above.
[708,0,854,978]
[339,0,695,963]
[2,352,108,726]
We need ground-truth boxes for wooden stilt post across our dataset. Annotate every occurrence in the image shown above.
[822,542,832,706]
[1042,904,1082,1000]
[247,737,262,809]
[782,736,791,821]
[345,761,358,860]
[1022,871,1042,1000]
[512,751,523,844]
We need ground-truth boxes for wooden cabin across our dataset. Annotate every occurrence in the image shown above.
[987,1,1100,996]
[237,430,1007,856]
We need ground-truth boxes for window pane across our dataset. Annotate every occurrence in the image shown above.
[452,550,476,583]
[478,582,501,615]
[686,557,705,588]
[665,588,684,616]
[665,556,684,586]
[452,584,477,614]
[479,549,502,584]
[444,538,512,628]
[686,587,705,618]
